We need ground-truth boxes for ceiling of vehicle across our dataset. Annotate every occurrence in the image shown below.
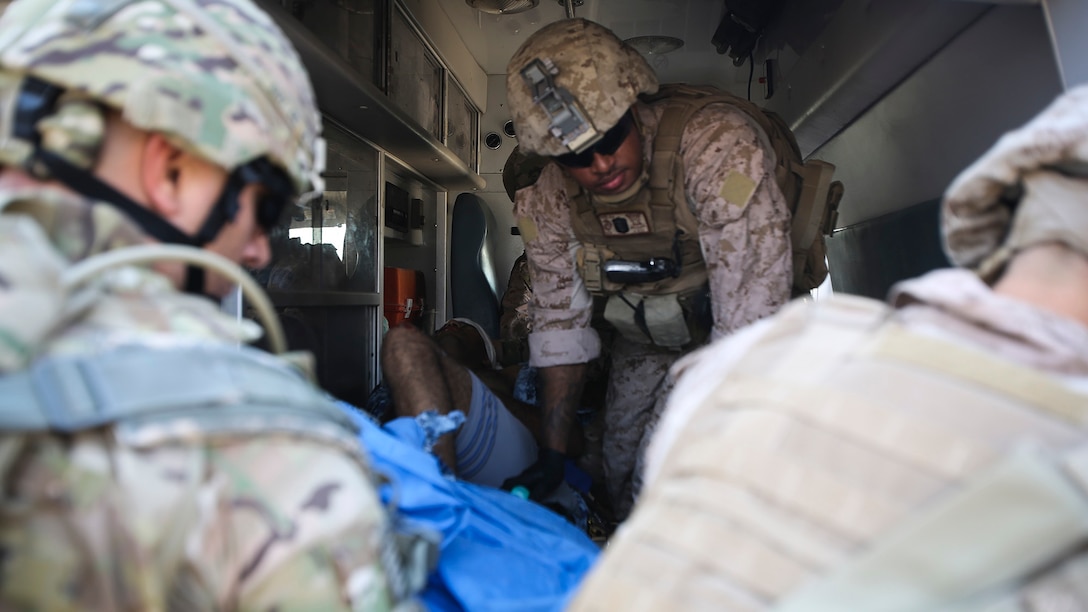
[439,0,748,89]
[440,0,995,158]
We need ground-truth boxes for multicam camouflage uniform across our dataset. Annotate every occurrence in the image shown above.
[0,192,410,610]
[0,0,413,608]
[569,86,1088,611]
[515,98,791,517]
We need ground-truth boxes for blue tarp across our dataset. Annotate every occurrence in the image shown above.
[337,404,600,611]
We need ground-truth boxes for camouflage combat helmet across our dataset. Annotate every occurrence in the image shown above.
[506,18,658,157]
[0,0,324,199]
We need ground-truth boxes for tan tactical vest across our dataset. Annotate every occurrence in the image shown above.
[566,92,708,299]
[569,296,1088,611]
[569,163,710,348]
[569,84,843,300]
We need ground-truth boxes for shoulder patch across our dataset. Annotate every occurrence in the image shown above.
[719,171,757,209]
[517,216,539,243]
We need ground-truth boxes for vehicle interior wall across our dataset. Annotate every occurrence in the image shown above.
[255,0,487,399]
[825,200,951,299]
[812,5,1062,296]
[472,73,527,302]
[759,0,991,158]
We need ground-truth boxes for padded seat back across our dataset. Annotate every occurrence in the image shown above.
[450,193,500,338]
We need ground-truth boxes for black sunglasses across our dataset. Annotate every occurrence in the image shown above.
[554,113,634,168]
[236,158,298,232]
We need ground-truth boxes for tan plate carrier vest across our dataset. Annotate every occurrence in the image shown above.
[570,296,1088,611]
[569,84,843,301]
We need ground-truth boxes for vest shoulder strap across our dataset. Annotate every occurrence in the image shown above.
[645,85,724,208]
[757,296,1088,424]
[643,84,844,294]
[867,325,1088,425]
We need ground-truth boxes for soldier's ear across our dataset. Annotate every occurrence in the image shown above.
[140,133,186,219]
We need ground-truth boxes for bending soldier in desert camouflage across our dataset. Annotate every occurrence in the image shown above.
[502,18,793,517]
[0,0,415,608]
[571,85,1088,610]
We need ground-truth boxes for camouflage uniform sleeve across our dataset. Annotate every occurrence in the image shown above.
[0,433,403,612]
[681,104,792,337]
[181,436,401,611]
[514,163,602,367]
[499,252,533,342]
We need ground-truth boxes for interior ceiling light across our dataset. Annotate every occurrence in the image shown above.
[466,0,539,14]
[625,35,685,55]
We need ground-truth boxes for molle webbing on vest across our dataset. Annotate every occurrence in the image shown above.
[568,174,706,297]
[577,297,1088,609]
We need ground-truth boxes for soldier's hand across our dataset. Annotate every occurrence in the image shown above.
[502,447,566,501]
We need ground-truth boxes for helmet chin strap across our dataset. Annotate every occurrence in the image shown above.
[32,146,246,297]
[15,75,252,298]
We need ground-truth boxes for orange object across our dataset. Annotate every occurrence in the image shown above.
[384,267,425,326]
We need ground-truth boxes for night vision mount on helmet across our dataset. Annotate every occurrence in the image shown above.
[506,18,658,158]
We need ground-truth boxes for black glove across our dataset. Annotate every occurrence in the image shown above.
[502,447,566,501]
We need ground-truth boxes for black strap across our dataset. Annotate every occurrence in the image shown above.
[14,76,249,297]
[35,148,197,246]
[37,149,213,295]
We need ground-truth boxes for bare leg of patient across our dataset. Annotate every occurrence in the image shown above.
[381,325,473,472]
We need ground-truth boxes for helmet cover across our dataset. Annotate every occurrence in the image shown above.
[506,18,658,157]
[0,0,325,197]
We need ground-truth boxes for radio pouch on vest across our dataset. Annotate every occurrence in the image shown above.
[604,292,691,348]
[578,244,624,294]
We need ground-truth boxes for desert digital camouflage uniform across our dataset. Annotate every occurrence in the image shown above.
[0,0,412,608]
[515,97,791,517]
[569,86,1088,611]
[497,148,546,366]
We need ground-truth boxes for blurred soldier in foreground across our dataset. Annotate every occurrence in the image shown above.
[0,0,416,608]
[570,86,1088,610]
